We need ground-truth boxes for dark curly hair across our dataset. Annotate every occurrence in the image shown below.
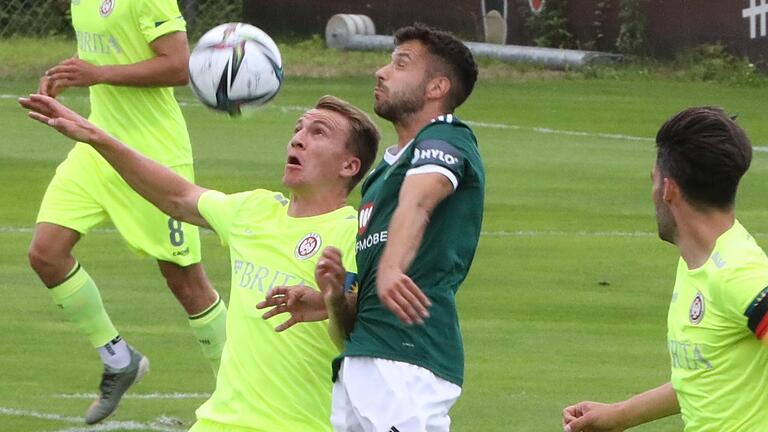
[394,23,478,112]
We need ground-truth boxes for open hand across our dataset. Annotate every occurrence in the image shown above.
[18,94,100,143]
[376,266,431,325]
[256,285,327,332]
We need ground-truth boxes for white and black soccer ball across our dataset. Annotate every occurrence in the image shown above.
[189,23,283,115]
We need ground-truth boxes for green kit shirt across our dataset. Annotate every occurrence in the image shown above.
[338,114,485,386]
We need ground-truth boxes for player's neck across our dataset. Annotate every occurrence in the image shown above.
[287,189,347,218]
[675,208,735,270]
[393,106,446,148]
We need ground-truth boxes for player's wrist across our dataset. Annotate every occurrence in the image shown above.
[92,65,108,85]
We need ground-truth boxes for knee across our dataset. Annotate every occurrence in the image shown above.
[28,241,56,275]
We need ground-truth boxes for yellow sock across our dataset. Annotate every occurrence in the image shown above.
[48,263,119,348]
[188,296,227,376]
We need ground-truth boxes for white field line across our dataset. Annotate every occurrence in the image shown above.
[55,392,210,400]
[8,92,766,147]
[1,225,767,238]
[0,407,185,432]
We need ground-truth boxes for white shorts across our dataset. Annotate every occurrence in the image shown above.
[331,356,462,432]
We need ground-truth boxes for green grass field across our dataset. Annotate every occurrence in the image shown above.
[2,47,768,432]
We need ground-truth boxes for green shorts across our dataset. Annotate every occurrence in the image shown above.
[37,145,201,266]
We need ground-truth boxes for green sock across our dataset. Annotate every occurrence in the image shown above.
[48,263,119,348]
[188,296,227,376]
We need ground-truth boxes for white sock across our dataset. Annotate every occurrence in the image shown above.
[97,336,131,369]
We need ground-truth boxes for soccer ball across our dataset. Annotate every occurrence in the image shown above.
[189,23,283,116]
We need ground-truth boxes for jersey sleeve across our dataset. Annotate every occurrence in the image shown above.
[134,0,186,44]
[720,264,768,339]
[407,139,466,190]
[745,287,768,339]
[197,190,251,246]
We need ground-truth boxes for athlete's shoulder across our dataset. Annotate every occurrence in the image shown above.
[236,189,289,209]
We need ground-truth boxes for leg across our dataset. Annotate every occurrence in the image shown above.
[28,222,81,287]
[35,152,149,424]
[157,260,218,315]
[158,260,227,375]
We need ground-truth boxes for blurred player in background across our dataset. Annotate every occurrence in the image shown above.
[19,93,380,432]
[562,107,768,432]
[28,0,224,424]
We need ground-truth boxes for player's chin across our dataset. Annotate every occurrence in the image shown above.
[281,171,304,189]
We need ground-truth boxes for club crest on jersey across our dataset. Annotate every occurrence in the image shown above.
[100,0,115,17]
[689,291,705,324]
[295,233,321,260]
[358,202,374,235]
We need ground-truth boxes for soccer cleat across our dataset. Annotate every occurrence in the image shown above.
[84,347,150,425]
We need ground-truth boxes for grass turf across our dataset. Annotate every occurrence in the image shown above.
[2,65,768,431]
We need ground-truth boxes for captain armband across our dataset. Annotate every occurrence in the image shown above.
[744,286,768,339]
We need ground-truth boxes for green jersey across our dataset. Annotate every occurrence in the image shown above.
[338,114,485,386]
[667,220,768,431]
[71,0,191,166]
[196,189,358,432]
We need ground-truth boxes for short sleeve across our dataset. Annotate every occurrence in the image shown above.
[719,263,768,338]
[407,139,466,190]
[134,0,186,44]
[198,190,250,246]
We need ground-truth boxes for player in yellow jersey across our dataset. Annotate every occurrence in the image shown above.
[562,107,768,432]
[19,93,380,431]
[29,0,224,424]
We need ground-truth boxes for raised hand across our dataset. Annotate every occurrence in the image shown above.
[315,247,346,302]
[18,94,101,144]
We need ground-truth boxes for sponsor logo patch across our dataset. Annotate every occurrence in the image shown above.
[295,233,321,260]
[358,202,374,235]
[690,291,705,324]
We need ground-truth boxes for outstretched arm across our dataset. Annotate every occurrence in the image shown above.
[562,382,679,432]
[376,172,453,324]
[19,94,209,228]
[45,31,189,92]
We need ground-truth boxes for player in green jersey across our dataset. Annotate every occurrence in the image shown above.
[19,93,380,432]
[29,0,224,424]
[263,24,483,431]
[562,107,768,432]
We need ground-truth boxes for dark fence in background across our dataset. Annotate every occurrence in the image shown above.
[245,0,768,67]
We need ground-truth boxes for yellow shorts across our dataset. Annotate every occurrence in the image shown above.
[37,145,201,266]
[189,419,263,432]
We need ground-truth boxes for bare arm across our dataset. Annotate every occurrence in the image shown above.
[562,382,679,432]
[19,94,209,228]
[376,172,453,324]
[316,247,357,350]
[46,32,189,90]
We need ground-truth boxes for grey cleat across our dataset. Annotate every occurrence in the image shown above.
[84,347,150,425]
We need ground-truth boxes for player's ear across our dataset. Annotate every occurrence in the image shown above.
[426,76,450,101]
[662,177,679,204]
[340,156,361,179]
